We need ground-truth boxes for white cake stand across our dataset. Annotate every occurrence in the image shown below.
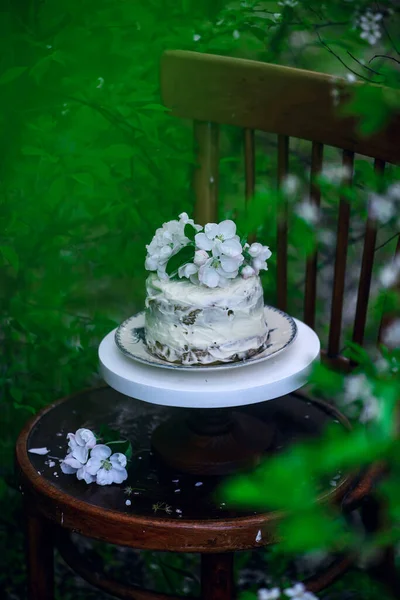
[99,318,320,475]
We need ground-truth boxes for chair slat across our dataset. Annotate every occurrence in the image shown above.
[304,142,324,329]
[352,159,385,346]
[328,150,355,357]
[244,129,255,203]
[378,234,400,344]
[277,135,289,311]
[193,121,219,226]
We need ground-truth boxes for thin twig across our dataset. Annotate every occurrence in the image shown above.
[307,5,324,21]
[375,232,400,252]
[294,230,398,291]
[369,54,400,66]
[347,51,383,77]
[381,17,400,56]
[315,31,371,82]
[314,21,349,30]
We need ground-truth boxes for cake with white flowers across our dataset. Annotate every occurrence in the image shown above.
[144,213,272,365]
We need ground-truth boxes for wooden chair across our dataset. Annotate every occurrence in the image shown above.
[16,51,400,600]
[161,47,400,590]
[161,50,400,349]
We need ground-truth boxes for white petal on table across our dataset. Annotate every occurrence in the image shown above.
[28,447,50,455]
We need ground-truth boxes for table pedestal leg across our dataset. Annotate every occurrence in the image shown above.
[26,509,54,600]
[152,408,273,476]
[201,553,234,600]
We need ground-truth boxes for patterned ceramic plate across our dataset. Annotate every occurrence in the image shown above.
[114,306,297,371]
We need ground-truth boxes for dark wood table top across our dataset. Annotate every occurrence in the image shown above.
[16,386,350,552]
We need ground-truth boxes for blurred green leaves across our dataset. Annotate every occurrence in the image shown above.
[341,84,394,136]
[0,0,399,575]
[0,66,28,85]
[221,341,400,553]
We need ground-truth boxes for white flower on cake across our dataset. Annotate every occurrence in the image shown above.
[247,242,272,274]
[194,249,209,266]
[144,214,272,289]
[242,265,256,279]
[144,214,273,365]
[198,253,244,288]
[145,213,201,280]
[195,219,242,257]
[178,262,198,280]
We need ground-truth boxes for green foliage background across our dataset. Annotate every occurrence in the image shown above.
[1,0,400,597]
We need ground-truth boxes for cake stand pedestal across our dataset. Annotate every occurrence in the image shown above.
[151,408,273,475]
[99,318,320,475]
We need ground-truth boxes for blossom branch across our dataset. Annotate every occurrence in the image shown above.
[369,54,400,66]
[315,31,371,82]
[346,51,384,78]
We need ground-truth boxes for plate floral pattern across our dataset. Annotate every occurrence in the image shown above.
[115,306,297,371]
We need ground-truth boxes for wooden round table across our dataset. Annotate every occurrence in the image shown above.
[98,318,320,475]
[16,386,369,600]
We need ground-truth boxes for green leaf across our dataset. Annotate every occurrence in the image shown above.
[13,403,36,415]
[221,445,316,510]
[125,442,133,461]
[342,341,372,367]
[0,66,27,84]
[22,146,47,156]
[243,25,267,42]
[29,56,52,84]
[102,144,135,159]
[341,85,392,136]
[50,50,66,65]
[107,439,132,457]
[0,245,19,272]
[184,223,197,241]
[10,386,23,403]
[166,245,195,276]
[239,592,256,600]
[97,424,120,444]
[71,173,94,187]
[309,363,344,396]
[141,103,170,112]
[290,218,316,256]
[279,509,348,552]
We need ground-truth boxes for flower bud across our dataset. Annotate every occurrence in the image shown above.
[194,250,209,266]
[248,243,263,258]
[242,265,256,279]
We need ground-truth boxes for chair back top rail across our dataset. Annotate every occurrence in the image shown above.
[161,50,400,165]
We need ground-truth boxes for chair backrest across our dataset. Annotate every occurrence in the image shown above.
[160,50,400,365]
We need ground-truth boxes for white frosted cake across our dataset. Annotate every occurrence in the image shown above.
[145,274,269,365]
[143,213,272,366]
